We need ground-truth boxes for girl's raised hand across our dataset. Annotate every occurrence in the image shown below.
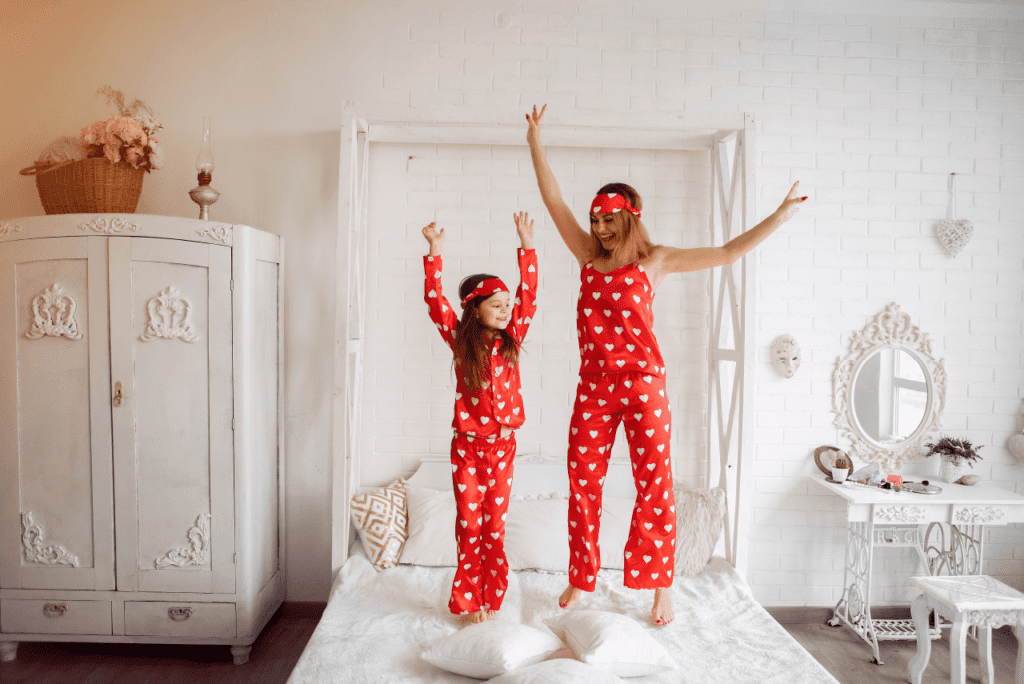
[422,222,445,256]
[525,104,546,147]
[513,211,535,249]
[775,181,808,222]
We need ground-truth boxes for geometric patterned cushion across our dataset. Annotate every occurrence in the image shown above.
[351,479,408,570]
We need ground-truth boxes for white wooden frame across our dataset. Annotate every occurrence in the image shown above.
[708,116,757,575]
[332,105,756,578]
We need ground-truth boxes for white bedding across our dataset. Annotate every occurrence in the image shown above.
[286,546,839,684]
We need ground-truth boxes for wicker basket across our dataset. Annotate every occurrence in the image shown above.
[19,158,145,214]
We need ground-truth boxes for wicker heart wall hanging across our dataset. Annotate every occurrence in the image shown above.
[936,173,972,257]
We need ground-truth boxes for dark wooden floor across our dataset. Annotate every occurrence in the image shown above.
[0,606,1018,683]
[783,620,1020,684]
[0,605,320,684]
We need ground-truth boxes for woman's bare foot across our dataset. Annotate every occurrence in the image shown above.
[652,588,674,626]
[559,584,582,610]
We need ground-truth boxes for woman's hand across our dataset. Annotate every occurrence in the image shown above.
[422,222,445,256]
[774,181,808,222]
[526,104,546,148]
[514,211,535,250]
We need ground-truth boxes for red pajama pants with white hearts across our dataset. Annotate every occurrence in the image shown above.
[566,372,675,591]
[448,433,516,615]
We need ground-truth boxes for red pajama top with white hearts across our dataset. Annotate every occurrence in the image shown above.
[577,260,665,377]
[424,249,538,438]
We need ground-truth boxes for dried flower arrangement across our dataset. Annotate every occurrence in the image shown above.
[924,436,983,468]
[832,453,851,470]
[79,86,164,171]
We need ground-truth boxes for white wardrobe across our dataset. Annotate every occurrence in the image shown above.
[0,214,284,665]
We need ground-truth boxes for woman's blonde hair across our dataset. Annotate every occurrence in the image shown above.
[590,182,654,263]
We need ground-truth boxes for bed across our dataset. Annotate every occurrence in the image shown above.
[287,456,839,683]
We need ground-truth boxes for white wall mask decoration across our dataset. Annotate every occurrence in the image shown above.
[771,334,800,378]
[936,172,973,257]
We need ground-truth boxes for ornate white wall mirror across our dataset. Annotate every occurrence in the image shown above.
[832,303,947,471]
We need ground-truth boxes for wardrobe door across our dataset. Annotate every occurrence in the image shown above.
[0,237,115,590]
[109,237,234,594]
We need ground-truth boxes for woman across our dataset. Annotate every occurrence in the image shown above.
[525,105,806,625]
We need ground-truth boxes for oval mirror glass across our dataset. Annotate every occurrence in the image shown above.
[852,348,930,446]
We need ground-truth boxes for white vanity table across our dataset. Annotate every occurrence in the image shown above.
[815,302,1024,666]
[813,477,1024,664]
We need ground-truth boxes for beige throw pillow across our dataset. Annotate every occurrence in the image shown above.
[673,485,726,577]
[350,479,408,569]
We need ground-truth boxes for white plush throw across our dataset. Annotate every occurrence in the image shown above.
[487,658,625,683]
[286,545,840,684]
[674,485,726,577]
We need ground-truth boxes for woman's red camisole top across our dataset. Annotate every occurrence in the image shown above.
[576,260,665,377]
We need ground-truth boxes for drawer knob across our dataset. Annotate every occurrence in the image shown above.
[42,603,67,618]
[168,606,194,621]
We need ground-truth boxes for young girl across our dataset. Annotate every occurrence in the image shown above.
[525,104,806,626]
[422,213,537,624]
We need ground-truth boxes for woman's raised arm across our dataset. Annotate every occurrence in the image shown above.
[526,105,592,267]
[644,182,807,289]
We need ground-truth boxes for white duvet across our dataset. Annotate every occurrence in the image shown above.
[287,549,838,684]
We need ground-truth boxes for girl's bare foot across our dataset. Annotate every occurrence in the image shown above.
[558,584,582,609]
[470,608,493,624]
[458,608,493,625]
[652,588,674,626]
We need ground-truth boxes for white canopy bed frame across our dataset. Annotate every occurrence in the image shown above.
[331,104,757,578]
[289,106,842,684]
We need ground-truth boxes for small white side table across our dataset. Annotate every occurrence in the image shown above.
[810,478,1024,665]
[908,575,1024,684]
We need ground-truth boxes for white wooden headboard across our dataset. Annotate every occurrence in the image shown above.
[333,105,756,578]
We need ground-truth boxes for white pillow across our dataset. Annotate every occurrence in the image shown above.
[401,485,639,572]
[544,610,676,678]
[401,485,458,566]
[595,497,633,570]
[421,620,564,679]
[674,485,726,577]
[486,657,625,683]
[505,495,568,571]
[504,494,634,572]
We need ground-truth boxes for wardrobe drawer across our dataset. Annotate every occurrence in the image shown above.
[0,599,112,635]
[124,601,236,638]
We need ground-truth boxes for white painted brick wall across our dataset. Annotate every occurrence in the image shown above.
[358,0,1024,606]
[362,141,712,485]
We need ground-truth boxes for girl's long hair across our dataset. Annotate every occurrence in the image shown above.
[454,274,520,391]
[590,182,655,263]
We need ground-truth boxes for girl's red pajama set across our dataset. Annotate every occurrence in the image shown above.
[568,260,676,591]
[423,249,538,615]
